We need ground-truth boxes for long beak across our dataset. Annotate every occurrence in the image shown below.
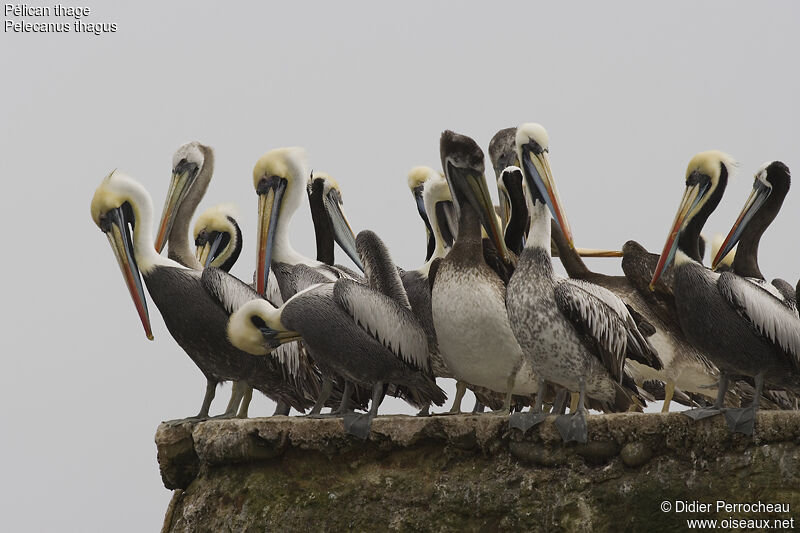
[325,190,364,272]
[413,186,435,240]
[650,183,704,289]
[448,163,511,263]
[712,182,770,269]
[155,163,198,252]
[103,206,153,340]
[521,149,573,248]
[498,188,511,231]
[197,232,227,268]
[575,248,623,257]
[256,178,287,295]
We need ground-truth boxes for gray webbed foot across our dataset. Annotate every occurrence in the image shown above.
[342,412,374,439]
[682,407,723,421]
[555,410,588,443]
[416,405,431,417]
[723,406,757,435]
[164,415,207,427]
[508,411,548,433]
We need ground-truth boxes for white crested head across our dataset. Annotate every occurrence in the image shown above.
[685,150,737,186]
[754,161,773,188]
[91,170,152,227]
[253,147,308,188]
[407,166,435,190]
[253,146,309,218]
[193,203,239,239]
[422,171,451,210]
[311,171,342,197]
[172,141,209,170]
[516,123,550,153]
[227,299,282,356]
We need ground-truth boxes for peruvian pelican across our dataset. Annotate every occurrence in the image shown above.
[193,203,243,271]
[155,142,213,269]
[506,123,660,443]
[712,161,796,311]
[228,230,446,438]
[431,130,539,413]
[91,170,320,419]
[306,171,364,272]
[254,149,383,415]
[651,153,800,434]
[407,166,437,262]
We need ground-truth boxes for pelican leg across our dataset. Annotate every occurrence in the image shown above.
[236,386,253,419]
[214,381,245,419]
[723,372,763,435]
[196,378,217,418]
[555,379,588,444]
[343,381,382,439]
[569,392,580,413]
[551,389,568,415]
[683,374,727,421]
[165,379,217,426]
[447,381,467,414]
[305,376,334,417]
[472,401,485,414]
[273,401,290,416]
[335,381,355,415]
[661,381,675,413]
[509,377,547,433]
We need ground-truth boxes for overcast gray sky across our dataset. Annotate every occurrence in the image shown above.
[2,1,798,531]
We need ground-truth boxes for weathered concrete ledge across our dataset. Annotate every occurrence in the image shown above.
[157,412,800,532]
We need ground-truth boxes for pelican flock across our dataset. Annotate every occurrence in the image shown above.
[91,124,800,441]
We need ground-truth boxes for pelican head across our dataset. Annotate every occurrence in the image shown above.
[408,165,436,231]
[712,161,790,269]
[91,170,154,340]
[155,141,214,253]
[227,299,300,356]
[422,170,457,250]
[193,203,241,270]
[440,130,510,262]
[650,150,736,288]
[515,123,573,247]
[307,171,363,271]
[488,127,519,179]
[253,147,308,295]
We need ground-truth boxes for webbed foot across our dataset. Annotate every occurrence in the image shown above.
[555,411,588,444]
[723,406,757,435]
[682,407,723,421]
[509,411,547,433]
[342,412,374,439]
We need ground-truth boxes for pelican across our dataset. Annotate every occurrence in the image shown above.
[651,153,800,434]
[306,171,364,271]
[431,130,539,413]
[712,161,796,311]
[228,230,446,438]
[506,123,660,443]
[91,170,320,419]
[193,203,242,271]
[407,166,437,262]
[255,149,388,415]
[155,142,213,269]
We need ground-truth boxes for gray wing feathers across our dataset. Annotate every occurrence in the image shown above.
[334,279,429,372]
[718,273,800,367]
[356,230,411,310]
[201,267,262,315]
[555,280,628,379]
